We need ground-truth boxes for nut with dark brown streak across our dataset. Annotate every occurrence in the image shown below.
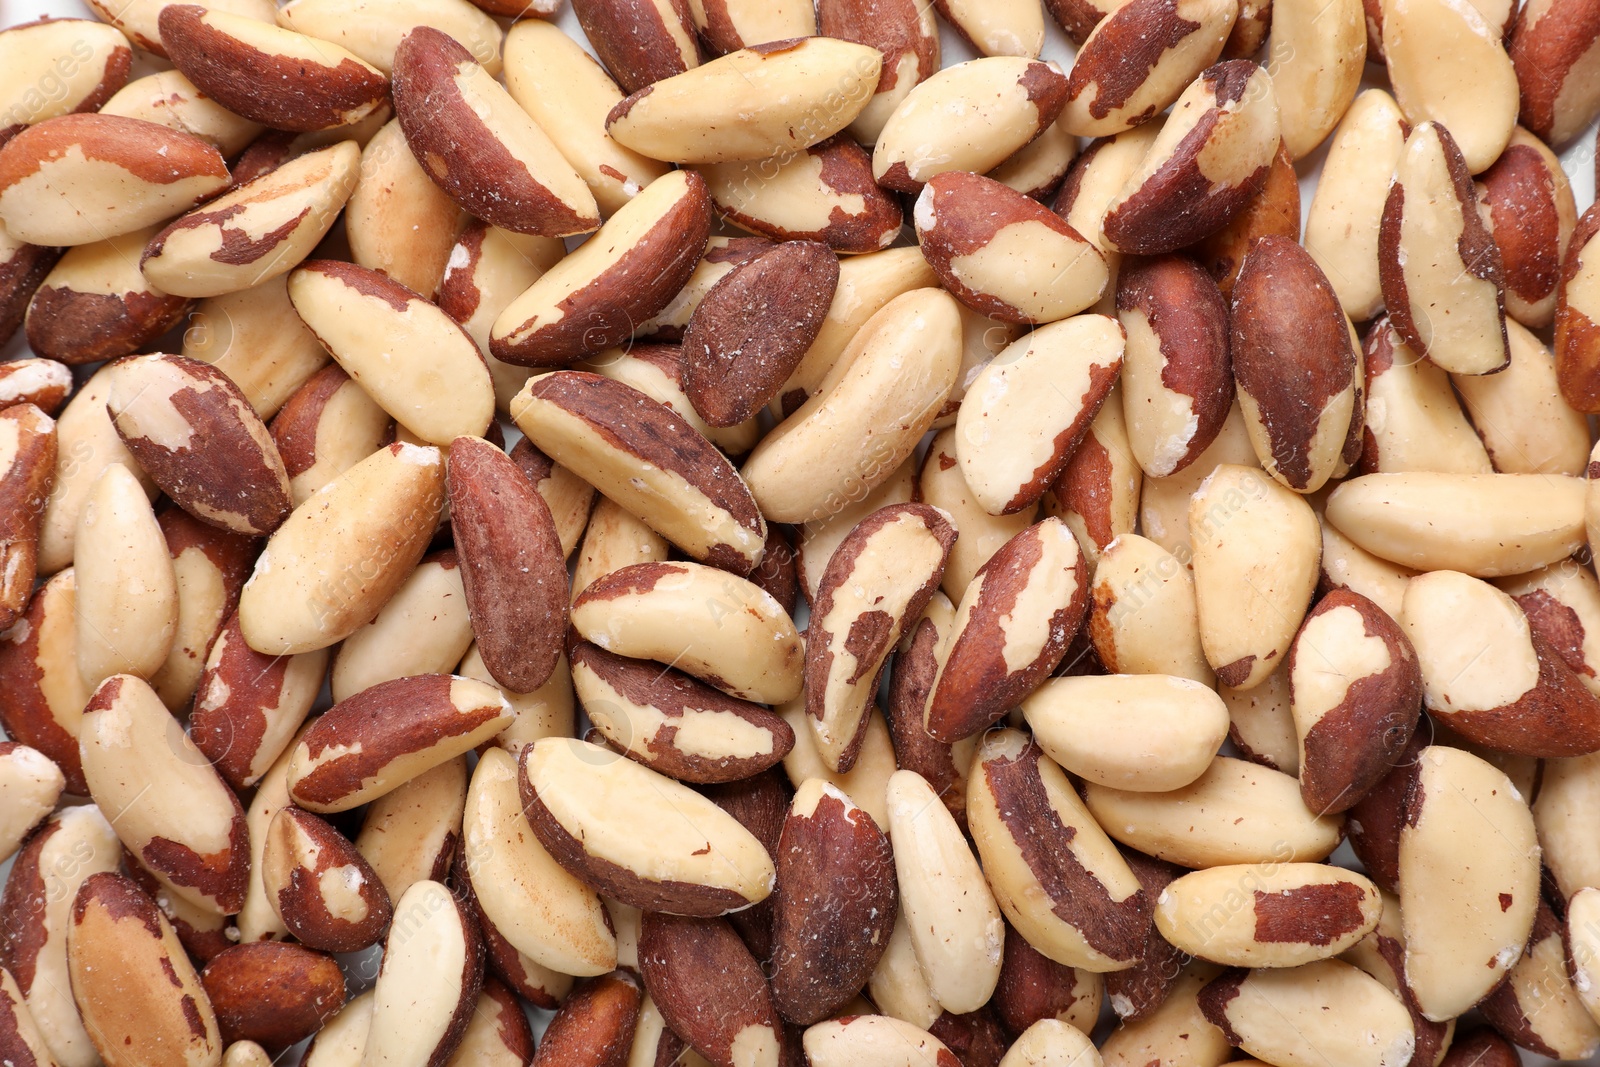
[199,942,346,1052]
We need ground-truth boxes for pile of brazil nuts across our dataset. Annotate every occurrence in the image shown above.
[6,0,1600,1064]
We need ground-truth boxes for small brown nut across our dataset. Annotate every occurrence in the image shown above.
[1557,203,1600,412]
[263,806,393,952]
[682,240,840,427]
[392,27,599,238]
[0,357,72,416]
[1189,143,1301,296]
[269,364,391,506]
[699,137,903,254]
[66,872,223,1067]
[1509,0,1600,147]
[0,402,54,631]
[993,924,1104,1032]
[364,880,484,1067]
[883,594,975,829]
[1398,745,1539,1021]
[874,57,1069,193]
[345,118,464,297]
[1197,960,1414,1067]
[531,972,642,1067]
[0,18,131,145]
[159,5,389,132]
[639,912,786,1065]
[1479,127,1577,328]
[0,742,63,863]
[24,226,192,365]
[580,343,761,457]
[183,276,330,421]
[607,39,883,165]
[0,570,88,792]
[817,0,941,143]
[573,0,699,93]
[520,737,776,916]
[1438,1028,1526,1067]
[1060,0,1238,138]
[915,171,1108,325]
[1101,61,1281,255]
[286,673,511,812]
[0,114,230,246]
[200,943,346,1051]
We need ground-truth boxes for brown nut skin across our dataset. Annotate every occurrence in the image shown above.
[0,569,86,792]
[25,236,191,366]
[1231,235,1359,494]
[158,5,389,134]
[263,807,393,953]
[573,0,700,93]
[447,435,568,693]
[993,924,1105,1034]
[1115,253,1234,478]
[927,1008,1009,1067]
[1104,851,1187,1023]
[1481,131,1576,327]
[391,27,600,239]
[1509,0,1600,147]
[1438,1026,1523,1067]
[533,971,643,1067]
[0,239,61,346]
[639,912,786,1066]
[683,241,840,427]
[748,526,799,616]
[0,358,72,416]
[883,609,971,831]
[770,781,898,1025]
[1477,899,1589,1060]
[199,942,346,1051]
[450,839,573,1010]
[1188,143,1301,295]
[0,403,55,632]
[1343,728,1426,894]
[1288,589,1422,814]
[1556,204,1600,412]
[701,767,788,961]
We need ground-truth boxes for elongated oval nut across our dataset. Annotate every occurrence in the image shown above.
[1116,255,1232,479]
[159,6,388,133]
[607,39,880,165]
[286,674,510,812]
[345,118,462,297]
[0,18,131,145]
[638,913,785,1066]
[1288,589,1421,812]
[392,28,597,238]
[0,965,59,1067]
[288,260,492,445]
[0,572,88,793]
[806,503,954,772]
[2,805,122,1067]
[519,737,775,916]
[769,779,897,1025]
[261,806,391,952]
[1061,0,1237,138]
[1303,89,1408,321]
[968,730,1149,972]
[238,442,443,655]
[443,979,534,1067]
[1402,569,1600,755]
[886,770,1004,1013]
[1198,960,1414,1067]
[689,0,817,52]
[925,517,1088,742]
[200,942,345,1052]
[1023,674,1230,792]
[1478,900,1600,1059]
[916,172,1108,327]
[452,835,575,1013]
[190,615,324,790]
[447,436,566,692]
[874,57,1068,192]
[25,225,192,366]
[1189,464,1320,690]
[744,288,961,524]
[298,989,372,1067]
[1379,122,1509,375]
[1382,0,1516,171]
[1510,0,1600,148]
[327,552,470,702]
[530,971,640,1066]
[108,353,292,536]
[1157,864,1382,967]
[1267,0,1365,158]
[67,872,223,1067]
[353,756,467,907]
[1087,534,1213,683]
[1480,128,1577,329]
[491,170,712,367]
[0,742,62,862]
[152,514,257,722]
[0,114,230,247]
[74,465,178,689]
[501,21,668,219]
[572,642,794,784]
[1459,320,1587,475]
[1102,61,1280,255]
[463,748,614,977]
[571,562,801,704]
[270,365,391,506]
[1230,236,1358,494]
[572,0,698,93]
[514,374,765,573]
[990,118,1080,200]
[1398,745,1539,1021]
[1359,319,1492,474]
[364,880,483,1067]
[276,0,500,74]
[1326,471,1585,576]
[581,343,761,459]
[803,1015,957,1067]
[998,1020,1100,1067]
[1086,757,1343,867]
[818,0,940,145]
[1557,204,1600,412]
[700,138,902,255]
[80,674,249,915]
[1566,887,1600,1026]
[80,0,273,58]
[935,0,1044,56]
[0,402,54,631]
[182,277,329,421]
[140,141,359,299]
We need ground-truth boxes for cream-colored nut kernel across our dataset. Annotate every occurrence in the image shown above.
[1498,560,1600,699]
[0,742,64,863]
[690,0,817,53]
[1024,674,1230,792]
[1098,960,1232,1067]
[936,0,1045,56]
[1266,0,1366,158]
[1455,317,1591,475]
[1157,864,1383,967]
[1382,0,1518,171]
[802,1015,956,1067]
[345,118,464,297]
[1479,901,1600,1059]
[999,1020,1101,1067]
[1566,887,1600,1027]
[779,699,898,829]
[0,18,131,137]
[183,277,329,420]
[1197,960,1414,1067]
[100,70,261,155]
[74,464,177,689]
[1326,471,1586,576]
[353,756,466,905]
[363,881,480,1067]
[1398,745,1540,1021]
[886,769,1004,1014]
[1358,319,1493,474]
[330,554,473,702]
[1087,534,1213,684]
[277,0,501,74]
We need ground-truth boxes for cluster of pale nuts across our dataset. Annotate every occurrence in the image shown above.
[2,0,1600,1065]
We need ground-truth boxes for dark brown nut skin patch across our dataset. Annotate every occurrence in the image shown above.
[450,839,572,1010]
[1288,589,1422,814]
[448,435,568,693]
[770,782,898,1025]
[0,358,72,417]
[573,0,700,93]
[1481,134,1572,326]
[1344,728,1426,894]
[1231,234,1359,493]
[0,569,86,792]
[705,137,903,254]
[25,250,190,367]
[158,5,389,133]
[683,241,840,427]
[994,924,1104,1034]
[702,767,788,961]
[532,971,641,1067]
[1187,143,1300,295]
[1556,204,1600,412]
[1509,0,1600,147]
[0,242,61,347]
[639,912,786,1066]
[199,942,346,1051]
[884,611,970,830]
[1438,1025,1523,1067]
[0,403,54,632]
[189,612,316,790]
[1104,849,1187,1022]
[263,807,393,953]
